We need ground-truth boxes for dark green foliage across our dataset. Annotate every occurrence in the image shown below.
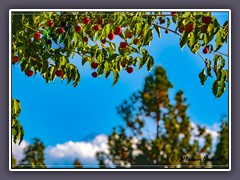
[12,99,24,145]
[12,154,17,168]
[212,119,229,169]
[17,138,46,169]
[73,159,83,168]
[97,66,220,168]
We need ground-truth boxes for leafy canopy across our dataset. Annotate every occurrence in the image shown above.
[12,11,229,97]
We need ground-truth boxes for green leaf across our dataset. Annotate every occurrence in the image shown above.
[112,70,119,87]
[213,54,220,66]
[90,45,98,58]
[217,82,226,98]
[154,25,161,38]
[102,24,111,38]
[109,53,119,61]
[203,32,214,45]
[73,32,78,45]
[73,69,80,87]
[146,56,154,71]
[104,67,111,79]
[11,98,24,145]
[134,23,142,35]
[172,15,177,24]
[219,56,225,69]
[12,99,21,118]
[199,69,207,86]
[139,49,149,69]
[166,17,171,29]
[180,32,188,49]
[143,29,153,46]
[212,80,219,97]
[215,28,223,52]
[188,32,195,50]
[108,42,117,51]
[207,66,212,77]
[98,62,105,76]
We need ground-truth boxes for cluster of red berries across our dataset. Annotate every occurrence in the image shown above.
[30,17,137,80]
[91,62,98,78]
[107,26,122,41]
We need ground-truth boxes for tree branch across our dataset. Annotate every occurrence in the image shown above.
[197,52,208,64]
[152,24,181,36]
[212,51,228,58]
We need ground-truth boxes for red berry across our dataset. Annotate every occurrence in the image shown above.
[108,32,115,40]
[160,19,166,24]
[97,18,103,25]
[47,39,52,45]
[202,47,209,54]
[83,17,90,24]
[34,32,41,40]
[133,39,139,45]
[83,37,88,42]
[91,62,98,69]
[184,23,194,33]
[58,28,65,34]
[114,26,122,35]
[12,56,20,64]
[56,70,63,77]
[203,17,212,25]
[92,72,97,78]
[26,70,33,77]
[75,25,82,33]
[61,22,67,27]
[178,27,184,33]
[93,25,101,31]
[171,12,177,16]
[126,67,133,74]
[101,39,106,44]
[120,42,127,49]
[46,20,54,27]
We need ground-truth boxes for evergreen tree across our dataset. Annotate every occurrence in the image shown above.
[212,118,229,169]
[11,154,17,168]
[73,159,83,168]
[18,138,46,168]
[96,66,215,168]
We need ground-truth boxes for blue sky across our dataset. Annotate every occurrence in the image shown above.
[12,11,229,155]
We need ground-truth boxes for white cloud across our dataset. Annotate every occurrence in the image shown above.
[44,134,109,168]
[11,124,221,168]
[190,122,220,149]
[12,140,28,164]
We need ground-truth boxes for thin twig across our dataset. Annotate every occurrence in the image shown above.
[152,24,181,36]
[94,40,107,49]
[22,24,39,32]
[212,51,228,58]
[197,52,207,63]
